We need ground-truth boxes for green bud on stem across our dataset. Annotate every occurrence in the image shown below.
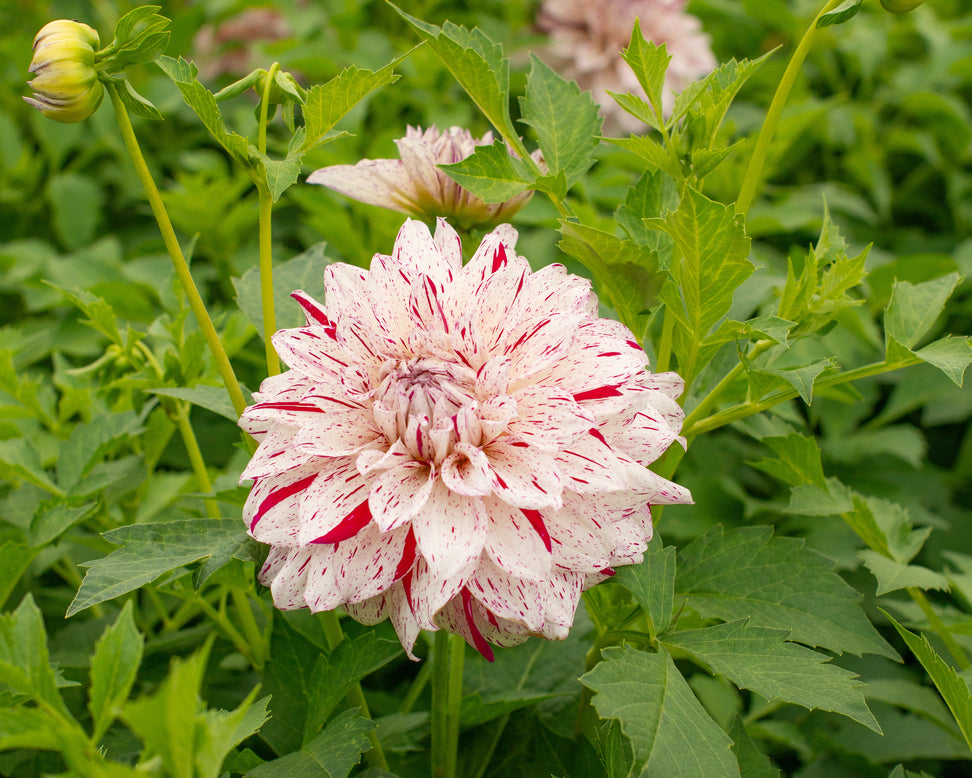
[879,0,927,13]
[25,20,104,123]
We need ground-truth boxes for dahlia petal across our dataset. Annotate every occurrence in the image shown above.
[441,441,492,496]
[479,395,518,442]
[266,547,316,609]
[408,556,475,630]
[344,594,386,625]
[369,460,435,531]
[356,439,412,475]
[244,460,323,542]
[555,429,635,493]
[291,290,333,329]
[396,138,447,209]
[271,326,352,382]
[366,254,418,346]
[301,546,343,611]
[510,263,597,322]
[468,557,545,631]
[307,159,415,211]
[258,544,294,586]
[540,572,584,630]
[332,522,414,603]
[296,459,374,543]
[293,409,381,457]
[601,406,679,467]
[241,425,315,481]
[323,263,372,327]
[544,497,614,574]
[608,518,648,564]
[507,385,596,450]
[504,313,586,382]
[432,218,463,279]
[485,441,563,509]
[413,482,487,578]
[393,218,449,279]
[482,497,553,581]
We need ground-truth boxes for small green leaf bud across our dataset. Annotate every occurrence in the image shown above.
[879,0,927,13]
[25,20,105,123]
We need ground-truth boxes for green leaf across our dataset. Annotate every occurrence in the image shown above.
[0,541,37,608]
[88,601,144,741]
[439,140,535,203]
[105,6,172,68]
[752,358,834,405]
[460,690,560,729]
[251,151,302,203]
[233,242,332,341]
[914,336,972,386]
[885,273,960,351]
[47,173,104,250]
[557,220,665,343]
[619,21,671,125]
[111,78,164,121]
[884,612,972,753]
[728,716,780,778]
[299,60,404,154]
[748,433,826,488]
[0,438,62,496]
[67,519,251,616]
[613,535,675,637]
[677,525,896,659]
[663,620,881,732]
[305,633,402,741]
[56,411,143,490]
[647,188,752,380]
[785,477,854,516]
[520,55,601,187]
[582,646,739,777]
[859,551,949,596]
[817,0,864,28]
[155,56,252,166]
[616,170,678,251]
[249,708,375,778]
[47,285,122,346]
[0,595,69,719]
[148,385,241,422]
[197,691,269,778]
[842,495,930,564]
[394,8,518,142]
[608,135,682,180]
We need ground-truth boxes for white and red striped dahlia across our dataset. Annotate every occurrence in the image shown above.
[239,218,691,660]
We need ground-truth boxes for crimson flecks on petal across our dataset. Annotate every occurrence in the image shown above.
[239,217,691,660]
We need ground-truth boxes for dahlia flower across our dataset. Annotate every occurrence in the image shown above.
[240,218,691,659]
[25,20,104,124]
[307,126,542,230]
[536,0,716,133]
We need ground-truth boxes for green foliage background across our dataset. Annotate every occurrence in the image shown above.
[0,0,970,776]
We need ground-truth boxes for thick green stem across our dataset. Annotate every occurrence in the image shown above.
[682,340,775,433]
[172,402,219,519]
[106,84,251,426]
[431,631,464,778]
[320,611,389,770]
[685,355,922,437]
[258,63,281,377]
[736,0,844,215]
[908,587,970,671]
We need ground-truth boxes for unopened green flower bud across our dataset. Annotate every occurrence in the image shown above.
[879,0,927,13]
[25,20,104,123]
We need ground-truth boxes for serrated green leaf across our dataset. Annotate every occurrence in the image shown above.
[233,242,332,341]
[677,525,896,659]
[249,708,375,778]
[885,612,972,753]
[663,620,881,732]
[749,433,826,488]
[148,385,241,422]
[0,595,69,719]
[914,336,972,386]
[251,151,302,203]
[728,716,780,778]
[648,188,752,380]
[817,0,863,28]
[669,52,773,134]
[305,633,401,741]
[582,646,739,777]
[48,284,122,346]
[30,501,96,549]
[67,519,250,616]
[607,135,682,179]
[608,91,661,132]
[616,170,678,251]
[520,55,601,187]
[753,358,834,405]
[155,56,252,166]
[56,411,143,490]
[439,140,535,203]
[885,273,960,351]
[197,690,269,778]
[0,706,90,758]
[619,21,670,123]
[0,541,37,608]
[88,601,144,742]
[557,220,665,343]
[0,438,62,495]
[613,535,675,637]
[395,8,518,142]
[859,551,949,596]
[460,690,560,729]
[785,477,854,516]
[110,78,164,121]
[299,60,403,154]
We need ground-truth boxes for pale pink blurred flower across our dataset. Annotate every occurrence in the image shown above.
[537,0,716,133]
[193,8,292,81]
[239,218,691,659]
[307,125,543,230]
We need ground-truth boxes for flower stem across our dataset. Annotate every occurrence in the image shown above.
[231,588,266,671]
[258,64,281,377]
[320,611,389,770]
[684,354,922,437]
[736,0,844,215]
[106,83,251,425]
[171,401,220,519]
[431,631,465,778]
